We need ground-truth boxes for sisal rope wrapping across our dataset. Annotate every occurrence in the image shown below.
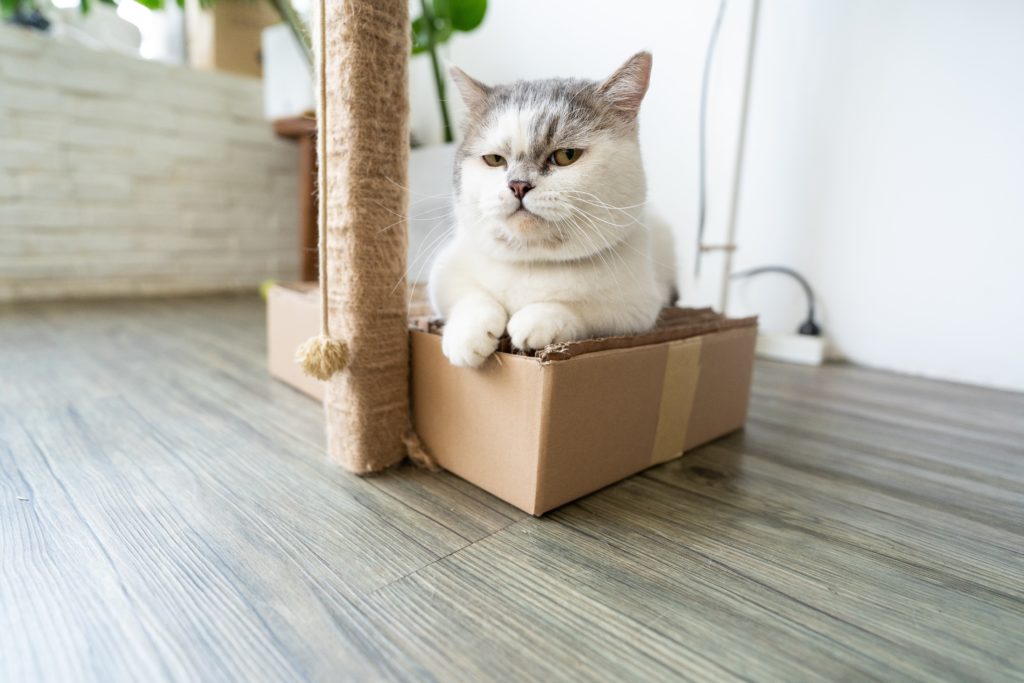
[317,0,411,473]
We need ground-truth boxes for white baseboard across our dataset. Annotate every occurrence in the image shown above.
[756,332,828,366]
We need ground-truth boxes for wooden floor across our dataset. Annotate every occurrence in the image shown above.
[2,295,1022,682]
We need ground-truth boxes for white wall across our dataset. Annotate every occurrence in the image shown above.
[730,0,1024,392]
[410,0,1024,392]
[0,26,299,302]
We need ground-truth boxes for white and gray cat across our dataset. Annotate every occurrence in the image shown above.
[429,52,676,368]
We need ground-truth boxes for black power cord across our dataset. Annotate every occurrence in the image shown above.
[695,0,822,338]
[731,266,821,336]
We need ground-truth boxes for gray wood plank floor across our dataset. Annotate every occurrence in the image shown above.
[1,295,1022,682]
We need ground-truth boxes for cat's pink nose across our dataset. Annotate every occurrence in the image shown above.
[508,180,533,200]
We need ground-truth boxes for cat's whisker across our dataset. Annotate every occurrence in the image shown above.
[397,224,454,298]
[408,202,458,218]
[558,212,625,291]
[375,207,457,235]
[383,175,457,202]
[372,201,456,229]
[570,206,642,229]
[554,216,599,268]
[566,199,642,229]
[565,206,645,291]
[414,218,457,260]
[562,189,650,211]
[569,202,671,278]
[393,215,457,295]
[569,203,677,276]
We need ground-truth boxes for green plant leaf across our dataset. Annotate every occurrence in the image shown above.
[432,16,453,44]
[445,0,486,32]
[413,11,454,51]
[411,15,430,55]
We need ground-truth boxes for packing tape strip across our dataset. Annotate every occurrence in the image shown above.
[650,338,703,465]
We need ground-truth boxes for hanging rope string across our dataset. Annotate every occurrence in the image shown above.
[295,0,349,381]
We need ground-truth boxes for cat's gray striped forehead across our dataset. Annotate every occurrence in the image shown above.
[462,77,631,150]
[454,76,635,191]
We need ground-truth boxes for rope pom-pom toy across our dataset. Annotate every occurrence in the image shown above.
[296,335,349,381]
[297,0,348,382]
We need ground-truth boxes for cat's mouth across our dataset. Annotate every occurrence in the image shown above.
[509,205,536,219]
[504,207,545,232]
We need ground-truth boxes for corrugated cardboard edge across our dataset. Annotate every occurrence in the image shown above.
[410,308,757,365]
[536,313,757,363]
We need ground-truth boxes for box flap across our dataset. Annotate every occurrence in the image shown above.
[536,309,756,362]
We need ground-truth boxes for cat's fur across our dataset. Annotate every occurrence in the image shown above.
[429,52,675,368]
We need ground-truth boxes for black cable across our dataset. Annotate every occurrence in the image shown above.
[731,266,821,336]
[695,1,821,337]
[694,0,727,277]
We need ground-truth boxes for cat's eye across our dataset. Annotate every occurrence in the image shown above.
[482,154,506,167]
[550,148,582,166]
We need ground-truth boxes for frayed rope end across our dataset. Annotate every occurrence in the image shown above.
[403,429,440,471]
[296,335,349,380]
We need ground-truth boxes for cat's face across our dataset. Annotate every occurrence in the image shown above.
[451,53,652,263]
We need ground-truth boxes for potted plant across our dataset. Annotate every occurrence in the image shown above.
[406,0,487,281]
[411,0,486,144]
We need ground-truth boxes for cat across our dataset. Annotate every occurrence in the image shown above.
[428,52,676,368]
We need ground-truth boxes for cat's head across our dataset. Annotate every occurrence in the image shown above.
[451,52,652,263]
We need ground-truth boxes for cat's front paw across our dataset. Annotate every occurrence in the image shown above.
[508,304,585,351]
[441,306,507,368]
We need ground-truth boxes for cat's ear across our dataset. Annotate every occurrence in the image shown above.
[597,51,653,120]
[450,66,491,110]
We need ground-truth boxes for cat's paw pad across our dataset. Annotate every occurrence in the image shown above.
[508,306,583,351]
[441,310,506,368]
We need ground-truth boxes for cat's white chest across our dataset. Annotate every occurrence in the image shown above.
[470,255,599,313]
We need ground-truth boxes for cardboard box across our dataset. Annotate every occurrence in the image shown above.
[186,0,281,78]
[267,283,758,515]
[410,313,757,515]
[267,282,325,400]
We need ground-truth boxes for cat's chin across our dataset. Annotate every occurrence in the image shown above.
[506,206,544,226]
[495,210,557,242]
[486,220,569,262]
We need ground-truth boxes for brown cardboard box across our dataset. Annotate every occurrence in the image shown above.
[267,282,325,400]
[186,0,280,77]
[267,283,758,515]
[410,316,757,515]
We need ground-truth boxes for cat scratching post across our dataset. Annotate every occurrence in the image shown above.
[312,0,411,473]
